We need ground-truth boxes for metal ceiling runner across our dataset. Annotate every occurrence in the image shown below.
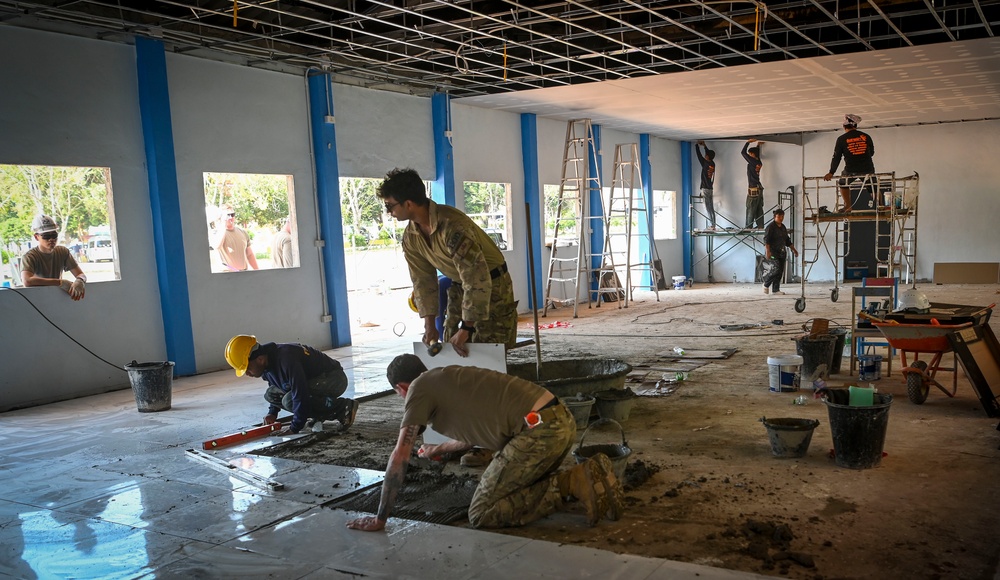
[1,1,998,98]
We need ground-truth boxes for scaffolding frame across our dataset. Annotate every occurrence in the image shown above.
[795,172,919,313]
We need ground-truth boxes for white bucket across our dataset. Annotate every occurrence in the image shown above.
[672,275,687,290]
[767,355,803,393]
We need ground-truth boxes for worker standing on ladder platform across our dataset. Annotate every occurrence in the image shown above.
[742,139,765,229]
[696,140,717,230]
[824,114,876,213]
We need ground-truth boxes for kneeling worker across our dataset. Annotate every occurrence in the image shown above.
[225,335,359,434]
[346,354,624,531]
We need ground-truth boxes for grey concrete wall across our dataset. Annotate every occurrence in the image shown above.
[0,27,164,409]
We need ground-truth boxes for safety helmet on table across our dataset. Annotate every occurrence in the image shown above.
[895,288,930,314]
[225,334,258,376]
[31,214,58,234]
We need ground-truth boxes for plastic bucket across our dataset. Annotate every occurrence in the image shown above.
[858,354,882,381]
[594,388,637,422]
[766,355,803,393]
[672,275,686,290]
[760,417,820,458]
[563,394,596,429]
[825,393,892,469]
[124,361,174,413]
[795,335,837,381]
[829,328,848,375]
[573,419,631,479]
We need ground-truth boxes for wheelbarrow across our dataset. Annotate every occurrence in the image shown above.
[864,314,972,404]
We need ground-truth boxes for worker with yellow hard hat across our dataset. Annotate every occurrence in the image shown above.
[225,334,359,434]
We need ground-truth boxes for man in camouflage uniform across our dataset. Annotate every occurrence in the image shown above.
[346,354,624,531]
[377,168,517,356]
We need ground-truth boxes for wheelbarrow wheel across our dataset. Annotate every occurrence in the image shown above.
[906,360,930,404]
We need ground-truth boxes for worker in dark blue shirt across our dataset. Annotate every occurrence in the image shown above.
[695,140,717,230]
[742,139,764,229]
[225,335,359,434]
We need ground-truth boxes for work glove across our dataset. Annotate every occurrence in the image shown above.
[59,279,73,294]
[69,278,86,301]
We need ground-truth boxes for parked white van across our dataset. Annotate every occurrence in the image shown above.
[86,236,114,262]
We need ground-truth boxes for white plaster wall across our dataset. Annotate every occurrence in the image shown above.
[333,84,434,179]
[0,27,164,409]
[648,137,684,279]
[164,55,333,372]
[803,120,1000,282]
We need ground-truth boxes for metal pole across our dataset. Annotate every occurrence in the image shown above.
[525,202,543,380]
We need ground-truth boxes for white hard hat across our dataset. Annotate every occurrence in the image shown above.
[895,288,930,314]
[31,214,58,234]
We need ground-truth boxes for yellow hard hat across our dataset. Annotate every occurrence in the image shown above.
[225,334,258,376]
[407,292,418,313]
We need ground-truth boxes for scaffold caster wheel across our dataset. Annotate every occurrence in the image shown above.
[831,288,840,302]
[794,298,806,313]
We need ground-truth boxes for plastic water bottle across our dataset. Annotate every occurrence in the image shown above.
[673,347,686,355]
[792,395,808,405]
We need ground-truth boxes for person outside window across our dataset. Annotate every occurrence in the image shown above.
[824,114,875,213]
[695,140,717,230]
[225,334,359,434]
[742,139,765,229]
[345,354,624,532]
[271,218,293,268]
[212,204,258,272]
[20,214,86,301]
[762,208,798,295]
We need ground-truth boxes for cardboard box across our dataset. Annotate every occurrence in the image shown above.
[933,263,999,284]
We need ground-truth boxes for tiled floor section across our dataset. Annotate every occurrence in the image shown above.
[0,336,771,579]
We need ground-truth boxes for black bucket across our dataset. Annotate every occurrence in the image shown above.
[124,361,174,413]
[828,328,849,375]
[795,334,837,381]
[760,417,820,458]
[825,393,892,469]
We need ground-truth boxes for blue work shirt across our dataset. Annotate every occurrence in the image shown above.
[258,342,342,431]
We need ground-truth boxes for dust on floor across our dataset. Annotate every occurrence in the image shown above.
[265,283,1000,580]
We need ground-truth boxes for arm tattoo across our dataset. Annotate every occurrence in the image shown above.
[375,424,420,522]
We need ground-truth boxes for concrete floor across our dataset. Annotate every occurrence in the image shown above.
[0,335,772,580]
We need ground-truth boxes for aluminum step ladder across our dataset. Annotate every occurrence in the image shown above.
[543,119,607,318]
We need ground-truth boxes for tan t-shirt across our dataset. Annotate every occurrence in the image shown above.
[21,246,78,279]
[400,366,547,451]
[215,227,251,271]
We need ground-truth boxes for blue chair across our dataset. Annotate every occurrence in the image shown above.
[849,277,898,377]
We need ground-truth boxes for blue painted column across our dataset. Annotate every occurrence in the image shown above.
[638,134,653,288]
[588,124,604,299]
[307,72,351,347]
[520,114,543,310]
[681,141,693,278]
[134,37,196,376]
[431,93,456,207]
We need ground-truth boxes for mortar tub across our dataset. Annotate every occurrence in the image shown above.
[573,419,632,480]
[506,359,633,398]
[760,416,820,458]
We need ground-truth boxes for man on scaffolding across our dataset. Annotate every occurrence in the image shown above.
[824,114,876,213]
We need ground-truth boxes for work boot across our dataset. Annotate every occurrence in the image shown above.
[558,454,624,526]
[337,399,360,431]
[460,447,494,467]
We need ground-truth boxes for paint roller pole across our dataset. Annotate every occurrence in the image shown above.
[524,202,543,380]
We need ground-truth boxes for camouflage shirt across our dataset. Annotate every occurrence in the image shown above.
[402,201,506,322]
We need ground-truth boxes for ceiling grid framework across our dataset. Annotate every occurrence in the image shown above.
[1,0,999,138]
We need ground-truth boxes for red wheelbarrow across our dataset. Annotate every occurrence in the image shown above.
[868,317,972,404]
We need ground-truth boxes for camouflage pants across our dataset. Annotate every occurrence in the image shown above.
[264,369,349,420]
[468,404,575,528]
[443,271,518,348]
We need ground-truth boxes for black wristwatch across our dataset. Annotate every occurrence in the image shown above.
[459,321,476,335]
